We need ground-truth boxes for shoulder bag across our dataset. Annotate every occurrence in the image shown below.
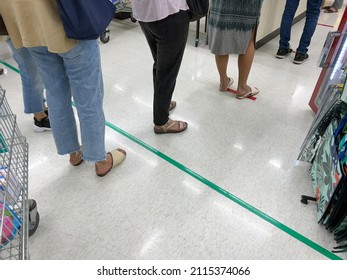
[186,0,209,22]
[56,0,116,40]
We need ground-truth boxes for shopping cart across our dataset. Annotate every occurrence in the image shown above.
[0,85,39,260]
[100,0,136,43]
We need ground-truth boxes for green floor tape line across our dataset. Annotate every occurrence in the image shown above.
[106,122,343,260]
[3,60,343,260]
[1,61,20,74]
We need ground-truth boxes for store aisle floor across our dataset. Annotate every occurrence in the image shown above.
[1,9,347,260]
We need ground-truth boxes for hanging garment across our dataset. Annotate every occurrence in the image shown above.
[309,118,344,223]
[298,86,347,162]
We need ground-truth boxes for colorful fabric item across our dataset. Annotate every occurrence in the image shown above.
[0,203,22,246]
[310,119,343,223]
[298,88,345,162]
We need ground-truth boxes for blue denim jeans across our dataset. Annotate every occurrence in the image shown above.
[279,0,323,54]
[28,40,106,162]
[6,39,45,114]
[332,0,343,10]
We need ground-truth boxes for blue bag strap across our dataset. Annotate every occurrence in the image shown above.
[338,148,347,160]
[334,115,347,138]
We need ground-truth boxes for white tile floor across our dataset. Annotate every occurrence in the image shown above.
[1,8,347,260]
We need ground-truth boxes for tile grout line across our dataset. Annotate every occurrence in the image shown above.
[1,60,343,260]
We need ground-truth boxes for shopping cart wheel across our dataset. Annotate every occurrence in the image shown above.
[100,30,110,44]
[29,199,40,237]
[195,39,199,47]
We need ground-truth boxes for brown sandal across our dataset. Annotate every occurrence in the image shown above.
[69,147,83,166]
[154,119,188,134]
[169,100,176,111]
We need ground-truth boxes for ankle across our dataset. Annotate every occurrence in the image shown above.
[237,87,249,96]
[220,75,229,84]
[96,154,111,166]
[154,119,171,127]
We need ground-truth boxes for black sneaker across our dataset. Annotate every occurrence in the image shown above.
[276,48,292,59]
[33,117,51,132]
[293,53,309,64]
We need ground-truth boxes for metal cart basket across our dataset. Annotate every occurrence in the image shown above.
[0,85,39,260]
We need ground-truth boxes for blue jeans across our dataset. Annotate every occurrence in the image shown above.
[28,40,106,162]
[279,0,323,54]
[332,0,343,9]
[6,39,45,114]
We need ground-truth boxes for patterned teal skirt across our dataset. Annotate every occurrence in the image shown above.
[208,0,263,54]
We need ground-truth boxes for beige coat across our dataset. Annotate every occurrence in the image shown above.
[0,0,76,53]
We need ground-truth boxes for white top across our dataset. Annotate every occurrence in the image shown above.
[132,0,188,22]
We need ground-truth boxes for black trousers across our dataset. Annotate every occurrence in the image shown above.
[139,10,190,126]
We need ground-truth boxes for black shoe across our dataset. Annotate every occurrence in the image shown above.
[321,6,331,10]
[293,53,309,64]
[276,48,292,59]
[33,117,51,133]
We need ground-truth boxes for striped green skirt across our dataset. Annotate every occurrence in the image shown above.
[208,0,263,54]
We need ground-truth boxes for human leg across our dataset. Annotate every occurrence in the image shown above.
[61,40,125,175]
[139,10,190,127]
[237,29,258,98]
[297,0,323,54]
[279,0,300,50]
[6,39,50,131]
[215,55,233,91]
[6,39,45,115]
[325,0,342,12]
[28,46,80,156]
[29,43,123,174]
[138,22,158,96]
[332,0,343,9]
[59,40,106,162]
